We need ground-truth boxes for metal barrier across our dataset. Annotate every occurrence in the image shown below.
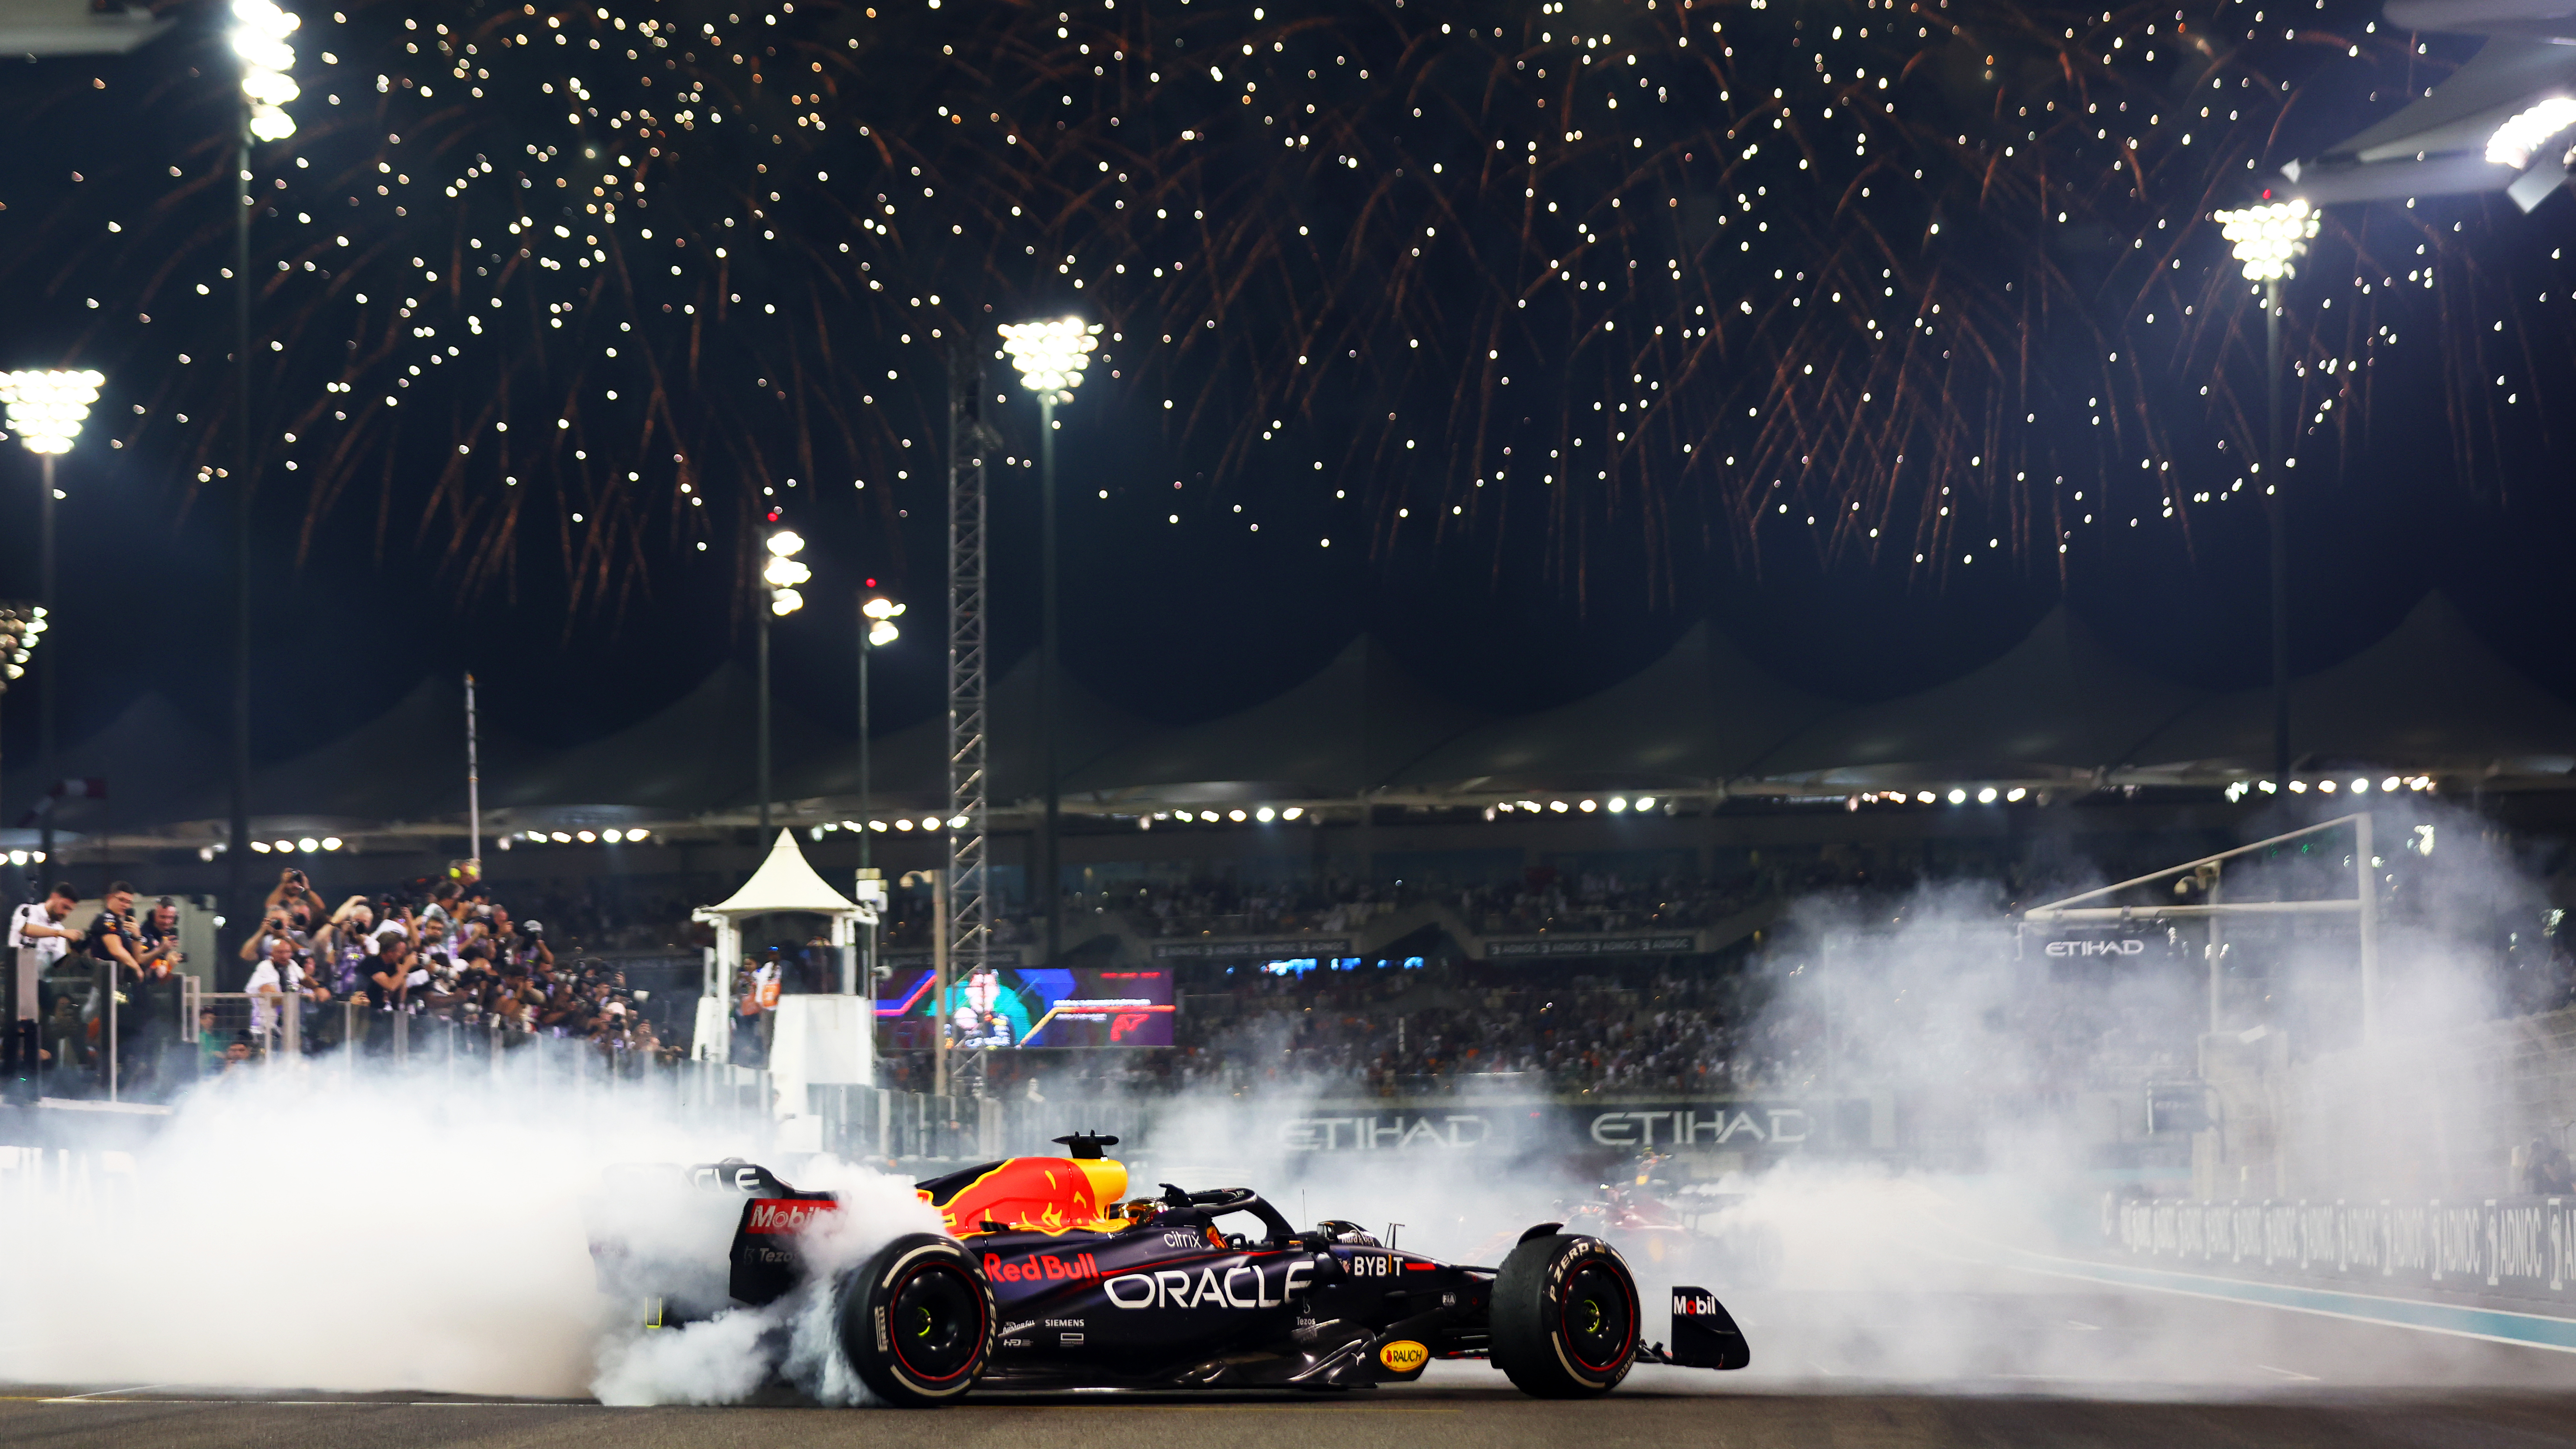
[2105,1193,2576,1309]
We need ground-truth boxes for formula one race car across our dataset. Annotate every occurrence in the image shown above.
[1558,1152,1786,1288]
[586,1133,1750,1405]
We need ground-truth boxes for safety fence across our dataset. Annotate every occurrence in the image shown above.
[28,984,769,1134]
[2105,1194,2576,1309]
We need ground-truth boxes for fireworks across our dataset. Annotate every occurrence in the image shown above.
[2,0,2563,605]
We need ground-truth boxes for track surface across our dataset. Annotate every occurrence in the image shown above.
[10,1281,2576,1448]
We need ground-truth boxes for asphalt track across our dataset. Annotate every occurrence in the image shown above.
[10,1278,2576,1449]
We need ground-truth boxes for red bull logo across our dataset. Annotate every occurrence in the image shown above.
[984,1251,1102,1283]
[744,1200,838,1234]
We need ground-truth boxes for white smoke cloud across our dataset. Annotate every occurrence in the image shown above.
[0,1069,932,1404]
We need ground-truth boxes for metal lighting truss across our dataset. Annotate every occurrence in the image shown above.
[945,346,997,1025]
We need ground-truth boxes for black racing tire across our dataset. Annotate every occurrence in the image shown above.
[1491,1232,1640,1399]
[834,1233,994,1407]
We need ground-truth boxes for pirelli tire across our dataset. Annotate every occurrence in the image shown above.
[835,1233,994,1407]
[1490,1232,1641,1399]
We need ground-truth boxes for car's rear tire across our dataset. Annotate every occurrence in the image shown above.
[1491,1232,1640,1399]
[835,1233,993,1406]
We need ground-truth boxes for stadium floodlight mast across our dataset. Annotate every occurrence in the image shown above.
[2213,197,2320,791]
[225,0,299,963]
[231,0,300,142]
[757,528,811,838]
[996,316,1100,974]
[855,588,903,1000]
[857,590,903,866]
[1,369,101,875]
[0,601,45,1095]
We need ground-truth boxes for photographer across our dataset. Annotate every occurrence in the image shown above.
[497,908,553,975]
[237,873,317,966]
[365,935,418,1038]
[262,867,326,926]
[243,935,304,1052]
[8,882,77,1089]
[304,897,379,1051]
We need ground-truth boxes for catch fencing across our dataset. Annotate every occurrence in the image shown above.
[2106,1193,2576,1310]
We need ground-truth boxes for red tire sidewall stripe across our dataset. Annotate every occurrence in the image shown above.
[886,1258,988,1385]
[1555,1253,1635,1376]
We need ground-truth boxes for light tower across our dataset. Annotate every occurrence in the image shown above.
[996,316,1099,970]
[2213,198,2318,790]
[226,0,298,966]
[0,368,102,872]
[759,527,810,837]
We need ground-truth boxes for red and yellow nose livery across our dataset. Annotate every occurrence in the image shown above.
[917,1155,1131,1236]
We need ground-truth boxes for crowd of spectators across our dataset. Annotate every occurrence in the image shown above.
[1161,961,1794,1096]
[5,866,678,1100]
[13,832,2564,1106]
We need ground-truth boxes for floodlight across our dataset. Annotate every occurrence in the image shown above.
[2488,96,2576,168]
[998,316,1103,401]
[0,604,42,686]
[2212,198,2318,283]
[868,618,899,647]
[765,528,807,615]
[231,0,301,142]
[0,370,104,455]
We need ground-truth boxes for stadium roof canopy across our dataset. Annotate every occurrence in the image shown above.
[28,590,2576,852]
[2127,594,2576,779]
[1750,608,2206,786]
[1063,636,1487,802]
[1389,622,1834,793]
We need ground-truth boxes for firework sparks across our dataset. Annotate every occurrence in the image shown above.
[2,0,2564,608]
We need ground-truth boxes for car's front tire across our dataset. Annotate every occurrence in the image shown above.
[1491,1232,1640,1398]
[835,1233,993,1406]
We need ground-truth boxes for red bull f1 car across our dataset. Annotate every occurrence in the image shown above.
[588,1133,1750,1405]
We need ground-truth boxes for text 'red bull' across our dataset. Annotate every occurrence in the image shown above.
[984,1251,1102,1283]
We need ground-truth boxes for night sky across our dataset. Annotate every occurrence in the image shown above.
[0,0,2570,790]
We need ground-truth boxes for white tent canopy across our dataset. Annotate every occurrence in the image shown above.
[704,827,863,917]
[691,832,873,1126]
